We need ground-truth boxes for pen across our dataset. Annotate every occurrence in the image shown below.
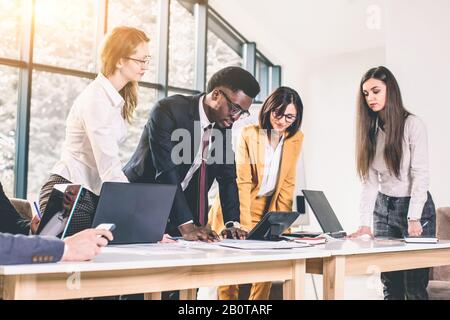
[33,201,42,219]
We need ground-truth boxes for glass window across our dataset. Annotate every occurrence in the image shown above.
[256,58,269,101]
[167,90,196,97]
[34,0,97,72]
[0,0,22,59]
[0,65,19,197]
[168,0,195,89]
[28,71,90,199]
[119,87,156,163]
[206,29,242,83]
[107,0,158,83]
[28,72,155,198]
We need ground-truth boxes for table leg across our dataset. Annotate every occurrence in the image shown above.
[179,288,197,300]
[144,292,162,300]
[283,259,306,300]
[323,256,345,300]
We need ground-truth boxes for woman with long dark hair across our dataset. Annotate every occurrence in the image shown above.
[350,66,436,300]
[209,86,304,300]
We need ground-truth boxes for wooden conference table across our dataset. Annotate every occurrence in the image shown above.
[2,239,450,300]
[0,241,328,300]
[306,239,450,299]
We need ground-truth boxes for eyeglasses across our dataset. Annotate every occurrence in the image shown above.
[125,56,151,68]
[271,109,297,123]
[218,89,250,119]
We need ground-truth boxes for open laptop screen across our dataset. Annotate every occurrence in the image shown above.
[91,182,177,244]
[302,190,344,234]
[37,184,85,238]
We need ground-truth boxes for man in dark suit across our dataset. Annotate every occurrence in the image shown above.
[0,181,112,265]
[124,67,260,241]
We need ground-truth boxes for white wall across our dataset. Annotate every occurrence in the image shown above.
[385,0,450,209]
[300,0,450,230]
[301,48,386,231]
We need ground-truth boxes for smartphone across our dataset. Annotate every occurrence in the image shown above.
[95,223,116,232]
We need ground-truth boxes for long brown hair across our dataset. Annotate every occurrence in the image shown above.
[100,26,149,122]
[356,66,411,180]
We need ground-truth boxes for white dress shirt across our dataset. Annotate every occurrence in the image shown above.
[180,94,214,191]
[359,115,430,227]
[178,95,214,227]
[51,73,129,195]
[257,134,285,197]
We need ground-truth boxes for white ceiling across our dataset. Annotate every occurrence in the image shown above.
[210,0,386,65]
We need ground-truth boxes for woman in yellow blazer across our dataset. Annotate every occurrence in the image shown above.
[208,86,304,300]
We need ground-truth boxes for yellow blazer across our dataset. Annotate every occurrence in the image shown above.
[208,124,304,232]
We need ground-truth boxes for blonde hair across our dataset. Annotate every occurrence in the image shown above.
[100,26,150,122]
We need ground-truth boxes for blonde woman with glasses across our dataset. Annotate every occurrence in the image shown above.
[37,26,150,236]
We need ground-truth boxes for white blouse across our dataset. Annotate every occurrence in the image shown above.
[359,115,430,227]
[257,134,285,197]
[51,73,129,195]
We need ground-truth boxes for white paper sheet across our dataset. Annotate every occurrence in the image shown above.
[217,239,311,250]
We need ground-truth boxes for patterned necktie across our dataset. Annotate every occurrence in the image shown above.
[198,125,212,226]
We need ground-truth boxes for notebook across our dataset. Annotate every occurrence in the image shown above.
[404,237,438,244]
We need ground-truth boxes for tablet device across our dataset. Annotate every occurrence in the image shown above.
[246,211,300,241]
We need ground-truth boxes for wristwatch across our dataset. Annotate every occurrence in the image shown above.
[225,221,241,229]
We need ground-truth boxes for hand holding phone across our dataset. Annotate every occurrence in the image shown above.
[95,223,116,239]
[95,223,116,232]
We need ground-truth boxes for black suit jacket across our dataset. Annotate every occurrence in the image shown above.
[0,182,29,235]
[0,233,65,265]
[123,94,240,231]
[0,182,64,265]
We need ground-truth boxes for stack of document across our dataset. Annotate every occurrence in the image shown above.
[217,239,311,250]
[291,237,327,245]
[404,237,438,244]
